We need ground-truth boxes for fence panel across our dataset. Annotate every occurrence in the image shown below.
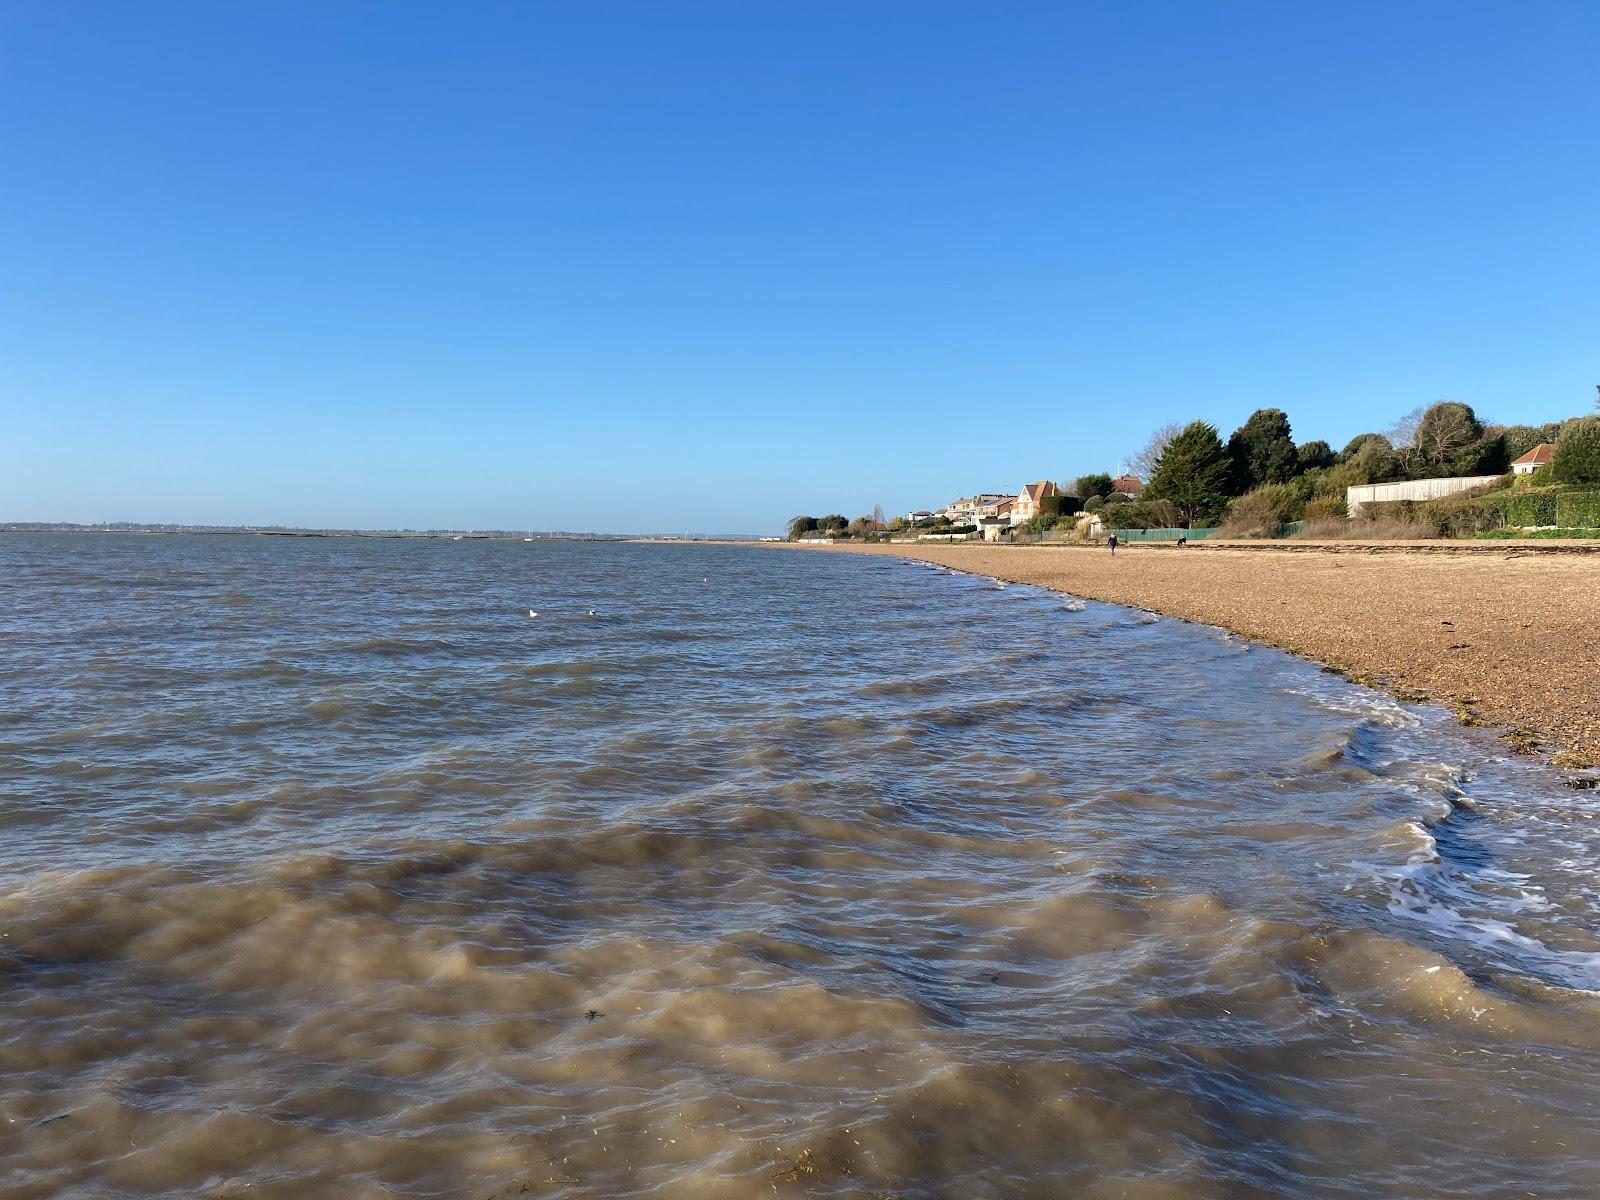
[1113,527,1218,542]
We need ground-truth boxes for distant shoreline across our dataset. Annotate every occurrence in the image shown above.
[0,527,766,542]
[774,539,1600,771]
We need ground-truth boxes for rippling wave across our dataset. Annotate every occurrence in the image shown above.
[3,534,1600,1199]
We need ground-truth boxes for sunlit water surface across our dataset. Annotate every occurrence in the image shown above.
[3,535,1600,1200]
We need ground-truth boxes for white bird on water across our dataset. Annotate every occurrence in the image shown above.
[528,609,539,619]
[587,609,598,617]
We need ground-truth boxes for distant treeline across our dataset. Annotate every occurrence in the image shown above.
[789,394,1600,538]
[1113,399,1600,531]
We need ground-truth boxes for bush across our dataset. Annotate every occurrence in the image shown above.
[1552,416,1600,485]
[1217,484,1298,537]
[1038,494,1080,518]
[1102,500,1184,530]
[1084,495,1105,513]
[1304,495,1349,521]
[1413,496,1502,536]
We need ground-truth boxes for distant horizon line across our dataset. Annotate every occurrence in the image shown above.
[0,521,774,541]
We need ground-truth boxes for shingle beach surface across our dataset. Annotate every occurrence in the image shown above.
[793,540,1600,768]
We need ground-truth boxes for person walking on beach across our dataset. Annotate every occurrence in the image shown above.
[1107,533,1118,555]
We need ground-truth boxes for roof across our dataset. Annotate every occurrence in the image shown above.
[1020,480,1060,502]
[1512,443,1555,466]
[1110,474,1143,493]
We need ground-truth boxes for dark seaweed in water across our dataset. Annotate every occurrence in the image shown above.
[3,534,1600,1199]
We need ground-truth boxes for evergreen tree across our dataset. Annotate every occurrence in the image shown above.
[1501,424,1559,461]
[1339,432,1388,460]
[1341,434,1399,484]
[1226,408,1298,492]
[1144,421,1232,527]
[1072,473,1115,500]
[1552,416,1600,484]
[1295,439,1335,472]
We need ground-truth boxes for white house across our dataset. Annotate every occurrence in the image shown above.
[1512,444,1555,475]
[942,493,1008,524]
[976,516,1012,541]
[1013,481,1062,523]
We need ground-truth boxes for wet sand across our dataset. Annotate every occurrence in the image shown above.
[791,541,1600,768]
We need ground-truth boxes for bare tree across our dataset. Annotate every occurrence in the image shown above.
[1124,421,1183,480]
[871,503,885,529]
[1386,405,1426,449]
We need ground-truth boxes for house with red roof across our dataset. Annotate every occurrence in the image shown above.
[1110,474,1143,497]
[1511,443,1555,476]
[1013,480,1061,523]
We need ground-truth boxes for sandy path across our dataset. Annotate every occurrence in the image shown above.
[784,541,1600,769]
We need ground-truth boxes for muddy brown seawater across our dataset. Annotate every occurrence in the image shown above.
[4,535,1600,1199]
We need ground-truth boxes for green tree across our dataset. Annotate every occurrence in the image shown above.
[1339,433,1386,460]
[786,515,818,540]
[1072,473,1114,500]
[1226,408,1299,492]
[1296,439,1335,472]
[1144,420,1232,526]
[1552,416,1600,484]
[818,514,848,533]
[1502,425,1549,461]
[1412,401,1500,478]
[1339,433,1399,483]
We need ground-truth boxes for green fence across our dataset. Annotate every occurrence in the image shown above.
[1113,527,1218,542]
[1111,521,1305,542]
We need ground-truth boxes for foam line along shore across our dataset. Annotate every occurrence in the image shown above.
[779,540,1600,770]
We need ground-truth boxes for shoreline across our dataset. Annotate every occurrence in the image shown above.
[774,540,1600,771]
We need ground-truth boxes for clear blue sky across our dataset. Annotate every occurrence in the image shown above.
[3,2,1596,533]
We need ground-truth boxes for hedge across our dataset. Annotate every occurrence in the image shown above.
[1491,490,1600,529]
[1361,488,1600,534]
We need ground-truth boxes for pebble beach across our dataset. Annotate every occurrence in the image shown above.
[795,540,1600,768]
